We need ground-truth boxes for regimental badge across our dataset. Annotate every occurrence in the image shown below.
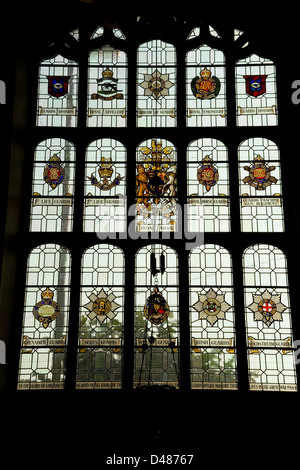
[191,67,221,99]
[144,287,170,325]
[243,155,277,191]
[244,75,267,97]
[83,289,121,325]
[197,156,219,192]
[247,289,287,327]
[91,68,123,101]
[33,287,60,329]
[192,288,231,326]
[139,69,174,100]
[87,157,124,191]
[43,154,65,190]
[47,76,70,98]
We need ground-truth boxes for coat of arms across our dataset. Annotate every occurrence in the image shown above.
[197,156,219,192]
[144,287,170,325]
[33,287,60,329]
[243,155,277,191]
[247,289,287,327]
[244,75,267,97]
[47,76,70,98]
[91,68,123,101]
[139,69,174,100]
[191,67,221,99]
[87,157,124,191]
[83,289,121,325]
[192,288,231,326]
[43,154,65,190]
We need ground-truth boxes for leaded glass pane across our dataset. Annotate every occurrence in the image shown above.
[77,244,124,389]
[186,44,226,127]
[235,54,278,126]
[134,245,179,388]
[83,138,127,233]
[135,138,177,232]
[189,245,237,390]
[87,45,127,127]
[36,54,79,127]
[187,138,230,232]
[238,137,284,232]
[137,40,176,127]
[243,244,297,391]
[18,244,71,390]
[30,138,75,232]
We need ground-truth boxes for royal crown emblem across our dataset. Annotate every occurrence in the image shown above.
[243,155,277,190]
[33,287,60,329]
[43,154,65,190]
[91,68,123,101]
[87,157,124,191]
[191,67,221,99]
[47,76,70,98]
[197,156,219,192]
[144,287,170,325]
[244,75,267,97]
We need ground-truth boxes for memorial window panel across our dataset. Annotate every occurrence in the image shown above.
[235,53,278,126]
[186,44,226,127]
[135,138,177,233]
[189,244,237,390]
[76,244,124,389]
[137,40,176,127]
[187,138,230,232]
[243,244,297,391]
[36,54,79,127]
[30,138,75,232]
[18,244,71,390]
[134,245,180,389]
[83,138,127,233]
[238,137,284,232]
[87,45,127,127]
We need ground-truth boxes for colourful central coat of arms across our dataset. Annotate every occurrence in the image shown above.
[91,68,123,101]
[197,156,219,192]
[87,157,124,191]
[243,75,267,97]
[43,154,65,190]
[47,76,70,98]
[191,67,221,99]
[243,155,277,190]
[33,287,60,329]
[144,287,170,325]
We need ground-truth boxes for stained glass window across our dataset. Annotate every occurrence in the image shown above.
[134,245,179,388]
[243,244,297,391]
[189,245,237,390]
[18,244,71,389]
[76,244,124,389]
[30,138,75,232]
[36,54,79,127]
[187,138,230,232]
[238,137,284,232]
[87,45,127,127]
[235,53,278,126]
[135,138,177,232]
[137,40,176,127]
[84,138,126,233]
[186,43,226,127]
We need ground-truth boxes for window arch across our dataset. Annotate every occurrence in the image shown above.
[243,244,297,391]
[189,244,237,390]
[187,138,230,232]
[76,244,125,389]
[186,43,226,127]
[84,138,127,233]
[87,44,128,127]
[30,138,76,232]
[238,137,284,232]
[137,40,176,127]
[134,244,179,388]
[17,244,71,389]
[36,54,79,127]
[235,53,278,126]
